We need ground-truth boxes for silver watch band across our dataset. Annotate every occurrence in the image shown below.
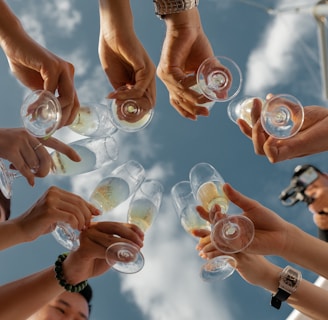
[153,0,199,18]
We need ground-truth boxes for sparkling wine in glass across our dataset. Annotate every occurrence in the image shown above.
[106,179,164,273]
[171,180,237,281]
[189,163,254,255]
[69,103,118,137]
[21,90,62,138]
[51,136,119,176]
[52,160,146,251]
[108,85,154,132]
[227,94,304,139]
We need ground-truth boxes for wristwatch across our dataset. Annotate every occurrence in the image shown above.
[153,0,199,19]
[271,266,302,309]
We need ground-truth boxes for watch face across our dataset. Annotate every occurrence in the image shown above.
[285,273,298,286]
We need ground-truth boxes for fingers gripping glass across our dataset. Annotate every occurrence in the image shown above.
[105,179,164,274]
[227,94,304,139]
[171,180,236,282]
[189,163,255,278]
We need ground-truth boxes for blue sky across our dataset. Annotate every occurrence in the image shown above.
[0,0,327,319]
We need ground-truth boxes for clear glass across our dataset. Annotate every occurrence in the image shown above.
[171,180,237,281]
[52,160,146,251]
[196,56,242,104]
[108,85,154,132]
[106,179,164,274]
[51,136,119,176]
[189,163,254,255]
[21,90,62,138]
[0,159,21,199]
[227,94,304,139]
[69,103,118,137]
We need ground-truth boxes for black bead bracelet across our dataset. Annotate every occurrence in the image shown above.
[54,253,88,293]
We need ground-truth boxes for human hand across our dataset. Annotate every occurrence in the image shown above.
[238,101,328,163]
[0,128,81,186]
[62,221,144,283]
[194,183,291,258]
[13,186,101,242]
[98,0,156,108]
[157,8,214,120]
[1,24,79,127]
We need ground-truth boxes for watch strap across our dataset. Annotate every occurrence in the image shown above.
[153,0,199,18]
[271,288,290,309]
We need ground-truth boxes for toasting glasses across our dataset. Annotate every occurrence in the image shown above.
[171,180,237,281]
[183,56,242,110]
[189,163,255,276]
[52,160,146,251]
[69,85,154,137]
[105,179,164,274]
[227,94,304,139]
[21,90,62,138]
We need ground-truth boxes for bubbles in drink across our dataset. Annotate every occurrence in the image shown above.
[128,198,157,232]
[69,106,100,136]
[180,204,211,236]
[197,181,229,213]
[52,145,97,175]
[90,177,130,212]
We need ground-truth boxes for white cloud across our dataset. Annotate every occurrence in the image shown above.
[244,1,320,98]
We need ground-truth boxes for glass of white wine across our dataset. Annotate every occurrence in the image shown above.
[21,90,62,138]
[227,94,304,139]
[0,158,21,199]
[52,160,146,251]
[189,163,254,255]
[68,85,154,137]
[171,180,237,281]
[105,179,164,274]
[51,136,119,176]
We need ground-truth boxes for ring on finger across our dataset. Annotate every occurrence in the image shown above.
[33,143,43,151]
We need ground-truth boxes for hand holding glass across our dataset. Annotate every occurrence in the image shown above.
[189,163,254,255]
[52,160,146,250]
[106,179,164,274]
[171,180,237,281]
[227,94,304,139]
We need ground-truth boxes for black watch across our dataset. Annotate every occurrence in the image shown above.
[271,266,302,309]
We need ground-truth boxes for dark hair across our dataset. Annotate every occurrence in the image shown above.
[0,189,11,220]
[78,283,93,314]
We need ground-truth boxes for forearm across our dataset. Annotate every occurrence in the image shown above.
[253,259,328,320]
[283,224,328,279]
[0,220,28,250]
[98,0,134,37]
[0,1,25,48]
[0,267,64,320]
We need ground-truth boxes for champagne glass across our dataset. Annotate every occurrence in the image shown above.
[69,103,118,137]
[189,163,254,254]
[0,159,21,199]
[52,160,146,250]
[227,94,304,139]
[106,179,164,274]
[108,85,154,132]
[196,55,242,103]
[51,136,119,176]
[171,180,237,281]
[21,90,62,138]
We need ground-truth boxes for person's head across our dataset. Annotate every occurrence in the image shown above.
[27,284,93,320]
[0,189,11,222]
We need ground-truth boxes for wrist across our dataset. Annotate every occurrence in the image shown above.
[163,6,200,28]
[153,0,199,19]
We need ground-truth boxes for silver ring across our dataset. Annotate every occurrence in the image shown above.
[33,143,42,151]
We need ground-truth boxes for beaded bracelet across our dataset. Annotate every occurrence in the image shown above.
[54,253,88,293]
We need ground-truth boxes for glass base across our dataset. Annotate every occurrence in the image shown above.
[106,242,144,274]
[52,222,80,251]
[200,255,237,281]
[211,215,254,254]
